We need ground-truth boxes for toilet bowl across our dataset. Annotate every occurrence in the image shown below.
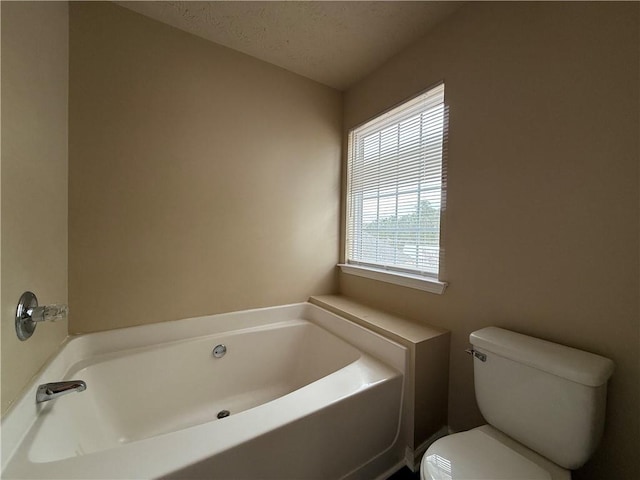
[420,327,614,480]
[421,425,569,480]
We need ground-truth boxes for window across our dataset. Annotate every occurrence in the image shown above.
[341,83,447,294]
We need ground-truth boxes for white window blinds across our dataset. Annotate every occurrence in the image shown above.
[346,83,445,278]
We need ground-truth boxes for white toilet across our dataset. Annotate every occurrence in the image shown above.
[421,327,615,480]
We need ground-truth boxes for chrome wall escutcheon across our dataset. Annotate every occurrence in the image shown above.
[465,348,487,362]
[212,344,227,358]
[15,291,38,341]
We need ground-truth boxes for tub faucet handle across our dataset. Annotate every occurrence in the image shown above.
[28,304,69,323]
[15,291,68,341]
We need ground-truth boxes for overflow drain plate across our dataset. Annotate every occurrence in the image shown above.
[212,344,227,358]
[217,410,230,419]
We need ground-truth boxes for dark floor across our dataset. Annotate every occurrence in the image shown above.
[386,466,420,480]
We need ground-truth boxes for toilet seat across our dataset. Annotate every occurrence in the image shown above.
[420,425,570,480]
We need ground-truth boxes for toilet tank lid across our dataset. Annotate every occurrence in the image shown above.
[470,327,614,387]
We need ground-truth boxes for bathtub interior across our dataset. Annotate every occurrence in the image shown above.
[27,320,362,462]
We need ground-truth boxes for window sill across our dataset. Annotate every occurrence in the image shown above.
[337,264,447,295]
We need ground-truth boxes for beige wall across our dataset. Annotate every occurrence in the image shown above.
[341,3,639,480]
[1,1,69,415]
[2,3,636,477]
[69,3,341,333]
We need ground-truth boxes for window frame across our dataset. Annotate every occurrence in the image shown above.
[339,83,448,294]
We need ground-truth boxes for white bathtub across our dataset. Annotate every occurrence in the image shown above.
[2,303,407,479]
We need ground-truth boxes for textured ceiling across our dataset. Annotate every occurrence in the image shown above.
[116,1,462,90]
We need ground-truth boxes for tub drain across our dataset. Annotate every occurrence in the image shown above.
[217,410,230,419]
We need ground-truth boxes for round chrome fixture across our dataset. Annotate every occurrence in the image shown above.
[212,344,227,358]
[15,291,38,341]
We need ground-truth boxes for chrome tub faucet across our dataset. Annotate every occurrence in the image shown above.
[36,380,86,403]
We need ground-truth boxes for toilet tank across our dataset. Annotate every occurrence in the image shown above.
[470,327,614,470]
